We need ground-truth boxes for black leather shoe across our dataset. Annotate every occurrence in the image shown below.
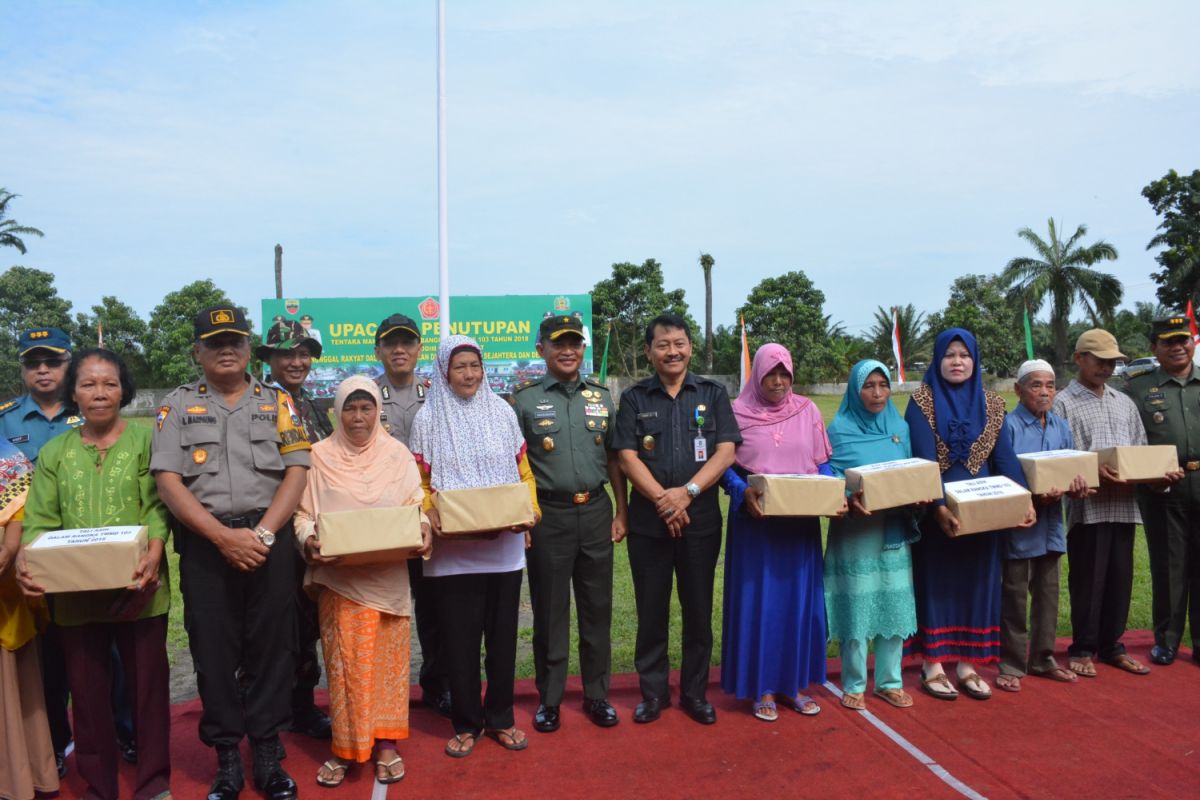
[1150,645,1176,665]
[422,689,452,718]
[251,739,296,800]
[583,698,619,727]
[289,703,332,739]
[680,695,717,725]
[533,703,561,732]
[207,746,244,800]
[118,736,138,764]
[55,752,67,779]
[634,696,669,724]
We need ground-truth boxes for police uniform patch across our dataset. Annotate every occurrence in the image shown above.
[187,405,208,414]
[259,404,276,412]
[193,448,208,464]
[156,406,171,430]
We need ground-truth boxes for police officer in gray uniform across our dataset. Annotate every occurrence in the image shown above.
[373,312,450,716]
[512,313,629,732]
[152,307,310,800]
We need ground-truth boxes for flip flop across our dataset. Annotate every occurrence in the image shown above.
[1069,658,1097,678]
[784,694,821,716]
[873,688,913,708]
[753,700,778,721]
[374,756,405,785]
[1030,666,1078,683]
[1105,654,1150,675]
[486,727,529,751]
[840,692,866,711]
[921,672,959,701]
[316,760,347,788]
[995,674,1021,693]
[958,671,992,700]
[445,733,477,759]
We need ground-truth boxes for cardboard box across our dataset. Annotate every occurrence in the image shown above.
[318,505,424,565]
[747,474,846,517]
[843,458,944,512]
[23,525,148,593]
[1097,445,1179,483]
[944,477,1031,536]
[435,483,535,535]
[1018,449,1100,494]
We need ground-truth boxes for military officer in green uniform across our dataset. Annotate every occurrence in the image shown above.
[1123,316,1195,665]
[372,312,450,716]
[257,319,332,740]
[512,313,629,732]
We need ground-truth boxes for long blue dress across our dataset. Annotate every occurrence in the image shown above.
[720,468,828,699]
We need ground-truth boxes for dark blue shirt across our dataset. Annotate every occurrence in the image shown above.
[0,395,82,462]
[1003,403,1072,559]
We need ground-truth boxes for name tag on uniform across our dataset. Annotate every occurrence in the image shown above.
[694,436,708,462]
[7,434,29,444]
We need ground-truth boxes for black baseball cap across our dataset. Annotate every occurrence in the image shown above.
[376,313,420,343]
[256,319,322,360]
[539,313,585,341]
[1151,316,1191,341]
[194,306,250,340]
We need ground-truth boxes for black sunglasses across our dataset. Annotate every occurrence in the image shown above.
[21,356,70,369]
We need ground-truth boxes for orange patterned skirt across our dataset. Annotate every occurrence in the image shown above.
[318,591,411,762]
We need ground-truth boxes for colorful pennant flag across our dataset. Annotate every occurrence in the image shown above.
[891,307,906,384]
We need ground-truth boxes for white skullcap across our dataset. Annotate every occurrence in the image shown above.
[1016,359,1055,382]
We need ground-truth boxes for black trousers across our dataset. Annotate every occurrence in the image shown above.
[527,494,614,706]
[626,529,721,702]
[291,559,322,711]
[407,556,448,699]
[40,618,73,754]
[430,569,522,735]
[1067,522,1134,660]
[1140,485,1200,652]
[179,527,298,747]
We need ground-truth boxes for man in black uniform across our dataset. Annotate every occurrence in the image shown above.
[512,313,629,732]
[613,313,739,725]
[152,307,310,800]
[259,320,332,739]
[373,312,450,715]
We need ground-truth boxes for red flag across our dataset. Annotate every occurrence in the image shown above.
[1187,299,1200,345]
[891,307,906,383]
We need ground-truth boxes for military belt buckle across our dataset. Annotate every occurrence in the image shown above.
[572,491,591,505]
[1186,461,1200,472]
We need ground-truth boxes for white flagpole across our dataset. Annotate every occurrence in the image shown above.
[436,0,450,338]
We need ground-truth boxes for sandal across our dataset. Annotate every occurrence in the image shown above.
[784,694,821,716]
[753,699,778,722]
[445,733,477,759]
[316,760,347,788]
[840,692,865,711]
[957,671,992,700]
[374,756,405,785]
[921,672,959,701]
[485,727,529,751]
[1105,653,1150,675]
[1068,657,1097,678]
[995,674,1021,693]
[873,688,913,708]
[1030,666,1077,683]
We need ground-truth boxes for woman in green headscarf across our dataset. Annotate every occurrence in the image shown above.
[825,359,921,711]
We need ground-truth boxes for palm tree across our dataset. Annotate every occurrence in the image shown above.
[0,189,45,254]
[868,304,929,369]
[1002,219,1121,374]
[699,252,714,372]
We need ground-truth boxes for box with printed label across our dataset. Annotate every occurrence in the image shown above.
[434,483,535,535]
[943,477,1031,536]
[1097,445,1179,483]
[843,458,944,512]
[23,525,148,593]
[318,506,424,565]
[747,474,846,517]
[1017,449,1100,494]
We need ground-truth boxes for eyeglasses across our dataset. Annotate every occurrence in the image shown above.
[21,357,69,370]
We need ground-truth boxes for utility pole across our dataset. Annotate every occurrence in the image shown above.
[274,244,283,298]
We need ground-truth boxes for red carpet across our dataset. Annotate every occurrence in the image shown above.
[55,631,1198,799]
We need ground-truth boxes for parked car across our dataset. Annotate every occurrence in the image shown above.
[1114,357,1157,377]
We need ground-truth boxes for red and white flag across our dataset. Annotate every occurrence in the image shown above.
[891,307,906,384]
[740,315,751,388]
[1186,299,1200,345]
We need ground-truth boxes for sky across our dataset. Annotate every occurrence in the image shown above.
[3,0,1198,337]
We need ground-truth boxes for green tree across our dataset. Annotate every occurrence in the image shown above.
[0,189,44,255]
[144,280,257,387]
[699,252,714,372]
[591,259,695,377]
[926,274,1026,378]
[1001,218,1121,374]
[1108,301,1170,360]
[737,270,834,385]
[74,296,150,385]
[1143,169,1200,311]
[0,267,74,395]
[709,323,743,376]
[867,304,930,371]
[825,334,873,382]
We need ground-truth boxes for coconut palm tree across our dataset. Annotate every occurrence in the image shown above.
[0,189,44,254]
[868,304,929,369]
[1002,218,1121,374]
[699,252,714,372]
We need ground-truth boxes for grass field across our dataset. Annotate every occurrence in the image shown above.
[135,389,1176,679]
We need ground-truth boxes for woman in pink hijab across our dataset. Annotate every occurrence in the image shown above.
[719,343,841,721]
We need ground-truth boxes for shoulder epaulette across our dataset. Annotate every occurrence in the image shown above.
[513,379,539,393]
[0,399,18,415]
[584,376,608,390]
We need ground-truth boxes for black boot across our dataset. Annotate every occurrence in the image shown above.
[207,746,244,800]
[252,738,297,800]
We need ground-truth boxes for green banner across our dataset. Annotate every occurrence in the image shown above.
[261,294,592,397]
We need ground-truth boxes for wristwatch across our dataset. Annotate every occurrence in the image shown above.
[685,482,701,499]
[254,525,276,547]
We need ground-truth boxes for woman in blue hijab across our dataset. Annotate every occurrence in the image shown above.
[826,360,920,710]
[903,329,1033,701]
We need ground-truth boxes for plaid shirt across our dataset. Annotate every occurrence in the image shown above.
[1052,380,1146,528]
